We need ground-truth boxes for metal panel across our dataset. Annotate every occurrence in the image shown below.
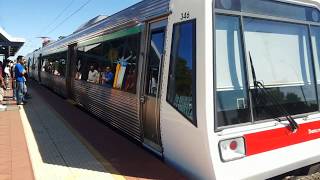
[66,44,77,98]
[72,80,141,141]
[41,0,170,53]
[40,72,67,98]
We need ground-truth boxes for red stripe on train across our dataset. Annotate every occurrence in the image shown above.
[244,121,320,156]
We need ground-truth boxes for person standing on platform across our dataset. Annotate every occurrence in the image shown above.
[0,61,6,109]
[4,64,10,89]
[11,61,16,100]
[0,61,3,79]
[0,72,6,109]
[22,59,30,99]
[15,56,27,105]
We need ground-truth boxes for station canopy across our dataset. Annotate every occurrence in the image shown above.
[0,27,25,58]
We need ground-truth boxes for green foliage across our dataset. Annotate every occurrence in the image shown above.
[175,57,192,96]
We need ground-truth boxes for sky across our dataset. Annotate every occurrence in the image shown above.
[0,0,140,59]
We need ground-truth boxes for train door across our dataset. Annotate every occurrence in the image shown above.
[141,19,167,153]
[66,44,77,99]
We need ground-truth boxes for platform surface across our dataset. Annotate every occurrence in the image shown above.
[0,82,184,180]
[0,92,34,180]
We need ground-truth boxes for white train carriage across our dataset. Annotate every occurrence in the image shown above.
[29,0,320,179]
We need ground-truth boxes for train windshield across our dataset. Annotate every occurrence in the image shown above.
[214,0,320,128]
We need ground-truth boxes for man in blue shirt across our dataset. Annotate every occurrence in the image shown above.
[15,56,27,105]
[102,66,114,88]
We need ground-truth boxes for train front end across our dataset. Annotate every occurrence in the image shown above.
[212,0,320,179]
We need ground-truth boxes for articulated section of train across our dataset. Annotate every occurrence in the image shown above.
[26,0,320,179]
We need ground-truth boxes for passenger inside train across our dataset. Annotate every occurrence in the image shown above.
[87,65,99,83]
[102,66,114,88]
[75,34,139,93]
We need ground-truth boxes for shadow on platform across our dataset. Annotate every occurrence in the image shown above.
[21,81,184,179]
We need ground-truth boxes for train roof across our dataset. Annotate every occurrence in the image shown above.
[74,15,108,34]
[42,0,170,53]
[293,0,320,8]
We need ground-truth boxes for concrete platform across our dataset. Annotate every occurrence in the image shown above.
[20,87,116,180]
[0,82,184,180]
[14,82,185,180]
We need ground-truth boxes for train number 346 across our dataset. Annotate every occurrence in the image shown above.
[180,12,190,21]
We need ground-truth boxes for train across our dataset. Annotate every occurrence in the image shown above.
[27,0,320,179]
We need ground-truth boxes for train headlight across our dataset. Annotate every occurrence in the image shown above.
[219,137,246,162]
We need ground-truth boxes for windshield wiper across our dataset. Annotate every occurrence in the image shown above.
[248,52,299,132]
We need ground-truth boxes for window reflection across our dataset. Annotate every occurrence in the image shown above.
[215,15,251,127]
[146,30,165,97]
[75,33,140,94]
[167,20,196,123]
[310,26,320,107]
[42,52,67,77]
[244,18,318,121]
[215,15,320,128]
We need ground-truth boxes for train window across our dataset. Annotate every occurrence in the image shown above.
[111,35,140,93]
[76,34,140,94]
[145,29,165,97]
[244,18,318,121]
[215,15,251,127]
[75,47,86,81]
[77,43,103,83]
[42,52,67,77]
[167,19,197,125]
[310,26,320,106]
[59,53,67,77]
